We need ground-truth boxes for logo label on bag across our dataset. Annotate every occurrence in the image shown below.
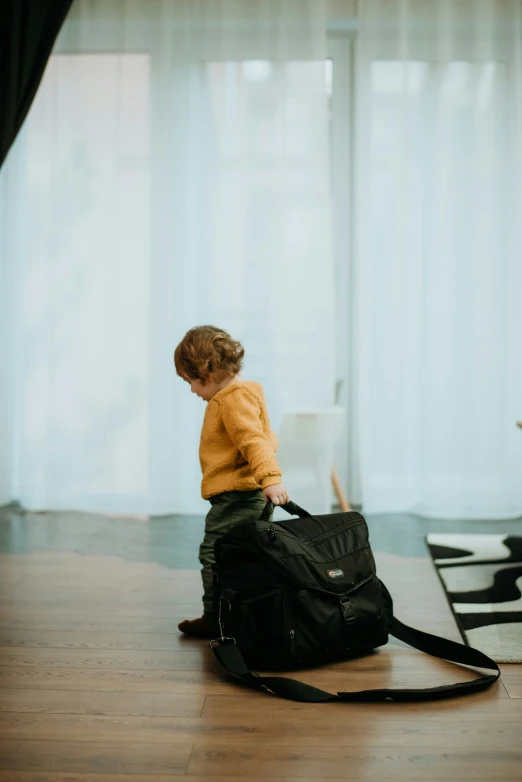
[327,569,344,579]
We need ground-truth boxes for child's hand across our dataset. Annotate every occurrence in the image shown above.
[263,483,290,506]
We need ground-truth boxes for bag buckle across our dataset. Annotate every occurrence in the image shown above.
[340,596,356,626]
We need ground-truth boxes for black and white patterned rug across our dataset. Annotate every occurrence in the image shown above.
[426,534,522,663]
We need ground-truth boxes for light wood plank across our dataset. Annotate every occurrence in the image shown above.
[0,776,509,782]
[0,601,201,619]
[0,774,184,782]
[0,587,199,603]
[0,555,196,577]
[0,564,201,602]
[501,673,522,698]
[0,712,520,749]
[0,740,190,775]
[0,629,199,651]
[0,647,211,670]
[0,774,187,782]
[0,689,204,717]
[0,667,232,694]
[187,743,522,779]
[0,614,193,633]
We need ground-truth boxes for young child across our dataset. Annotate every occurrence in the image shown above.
[174,325,289,638]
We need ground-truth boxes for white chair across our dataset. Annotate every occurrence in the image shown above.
[275,406,346,517]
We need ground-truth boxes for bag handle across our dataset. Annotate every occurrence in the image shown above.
[259,500,311,521]
[211,613,500,703]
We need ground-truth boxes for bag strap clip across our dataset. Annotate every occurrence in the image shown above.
[340,596,356,625]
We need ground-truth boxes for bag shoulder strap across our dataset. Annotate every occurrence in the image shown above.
[211,615,500,703]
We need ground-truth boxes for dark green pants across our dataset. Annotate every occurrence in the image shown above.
[200,489,267,614]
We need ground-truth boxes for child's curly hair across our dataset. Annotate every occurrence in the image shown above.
[174,326,245,384]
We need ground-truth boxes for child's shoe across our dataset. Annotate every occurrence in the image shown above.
[178,612,219,638]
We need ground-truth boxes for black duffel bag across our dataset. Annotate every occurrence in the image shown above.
[210,501,500,703]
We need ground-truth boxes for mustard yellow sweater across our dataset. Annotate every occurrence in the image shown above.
[200,380,282,500]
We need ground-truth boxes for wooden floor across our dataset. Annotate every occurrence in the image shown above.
[0,543,521,780]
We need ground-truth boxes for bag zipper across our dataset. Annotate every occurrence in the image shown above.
[310,516,363,545]
[260,515,362,546]
[290,629,296,658]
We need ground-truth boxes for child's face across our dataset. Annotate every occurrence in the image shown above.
[182,375,220,402]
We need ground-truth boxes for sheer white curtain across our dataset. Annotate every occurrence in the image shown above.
[0,0,334,514]
[355,0,522,518]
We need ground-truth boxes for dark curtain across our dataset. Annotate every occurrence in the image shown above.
[0,0,74,168]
